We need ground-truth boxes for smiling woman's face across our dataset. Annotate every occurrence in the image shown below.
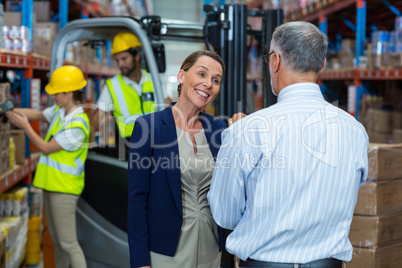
[177,55,223,110]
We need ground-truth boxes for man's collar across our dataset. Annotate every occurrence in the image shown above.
[277,82,324,102]
[121,69,149,85]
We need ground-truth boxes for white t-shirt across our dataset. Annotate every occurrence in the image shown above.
[43,105,87,152]
[97,70,166,112]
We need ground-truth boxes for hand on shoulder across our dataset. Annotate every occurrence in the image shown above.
[228,112,246,126]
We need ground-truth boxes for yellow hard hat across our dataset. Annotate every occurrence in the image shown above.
[111,32,142,55]
[45,65,87,95]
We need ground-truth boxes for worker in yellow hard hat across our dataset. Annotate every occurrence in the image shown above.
[6,65,89,268]
[91,32,171,158]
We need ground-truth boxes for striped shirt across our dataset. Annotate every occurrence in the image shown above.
[208,82,369,263]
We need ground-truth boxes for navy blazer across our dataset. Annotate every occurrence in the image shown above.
[127,104,227,267]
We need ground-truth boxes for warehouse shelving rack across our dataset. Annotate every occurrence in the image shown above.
[287,0,402,119]
[0,0,118,191]
[0,153,39,193]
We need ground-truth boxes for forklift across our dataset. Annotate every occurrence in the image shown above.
[49,4,282,267]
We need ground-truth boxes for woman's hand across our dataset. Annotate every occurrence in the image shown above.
[228,112,246,126]
[6,111,30,130]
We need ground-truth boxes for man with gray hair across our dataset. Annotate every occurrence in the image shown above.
[208,21,369,268]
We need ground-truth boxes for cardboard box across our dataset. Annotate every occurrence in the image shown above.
[3,11,21,26]
[394,129,402,144]
[10,130,25,165]
[345,243,402,268]
[394,112,402,129]
[0,126,10,151]
[341,39,355,53]
[368,144,402,180]
[366,109,393,132]
[354,179,402,216]
[0,119,10,151]
[372,53,391,69]
[350,214,402,247]
[0,148,10,175]
[33,1,50,22]
[33,22,58,57]
[367,129,375,142]
[0,83,10,105]
[338,51,354,68]
[390,52,402,68]
[370,131,392,144]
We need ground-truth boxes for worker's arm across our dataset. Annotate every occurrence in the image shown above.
[89,108,106,143]
[6,111,62,155]
[13,108,46,121]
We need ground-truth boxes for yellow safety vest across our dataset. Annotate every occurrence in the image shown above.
[106,71,155,138]
[33,107,90,195]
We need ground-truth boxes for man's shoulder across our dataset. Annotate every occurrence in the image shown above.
[337,106,368,134]
[240,106,280,125]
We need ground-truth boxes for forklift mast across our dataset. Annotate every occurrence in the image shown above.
[204,4,283,116]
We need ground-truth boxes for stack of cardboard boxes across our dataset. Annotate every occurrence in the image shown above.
[2,0,57,56]
[346,144,402,267]
[0,209,28,268]
[9,131,24,166]
[359,96,402,144]
[0,83,10,176]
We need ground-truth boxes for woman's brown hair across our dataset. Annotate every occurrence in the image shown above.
[72,90,84,104]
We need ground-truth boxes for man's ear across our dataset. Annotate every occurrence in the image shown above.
[135,52,141,62]
[272,52,281,73]
[320,58,327,73]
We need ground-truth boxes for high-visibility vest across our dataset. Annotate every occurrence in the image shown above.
[33,107,90,195]
[106,71,155,138]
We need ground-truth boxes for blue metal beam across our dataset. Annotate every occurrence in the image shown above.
[354,0,367,119]
[59,0,68,29]
[328,40,337,50]
[51,13,60,22]
[21,0,33,42]
[106,41,112,67]
[337,14,356,32]
[381,0,401,17]
[10,80,21,93]
[21,0,34,158]
[81,4,89,19]
[12,4,23,12]
[319,15,328,35]
[96,47,102,65]
[355,1,366,67]
[336,32,342,51]
[94,77,100,101]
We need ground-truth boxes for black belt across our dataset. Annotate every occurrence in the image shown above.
[238,258,342,268]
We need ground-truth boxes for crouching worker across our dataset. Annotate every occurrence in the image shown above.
[6,65,89,268]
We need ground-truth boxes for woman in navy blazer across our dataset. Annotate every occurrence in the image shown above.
[128,51,227,268]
